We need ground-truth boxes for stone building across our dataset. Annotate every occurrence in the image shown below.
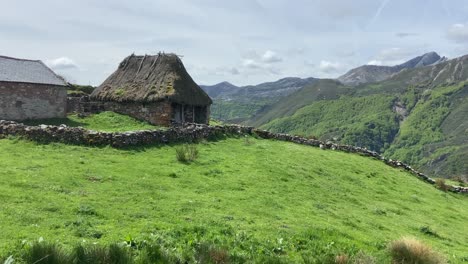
[0,56,68,121]
[90,53,212,125]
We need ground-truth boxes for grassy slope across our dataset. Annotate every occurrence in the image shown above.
[0,137,467,262]
[23,112,160,132]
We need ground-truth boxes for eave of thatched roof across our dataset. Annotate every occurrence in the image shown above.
[91,53,212,106]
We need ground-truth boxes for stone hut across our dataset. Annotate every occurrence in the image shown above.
[0,56,68,120]
[90,53,212,125]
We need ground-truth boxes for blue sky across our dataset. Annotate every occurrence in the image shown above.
[1,0,468,86]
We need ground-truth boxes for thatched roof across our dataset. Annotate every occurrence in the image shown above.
[91,53,212,106]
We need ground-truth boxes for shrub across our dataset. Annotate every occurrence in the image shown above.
[388,237,446,264]
[452,175,467,186]
[22,241,73,264]
[435,179,449,192]
[175,144,199,163]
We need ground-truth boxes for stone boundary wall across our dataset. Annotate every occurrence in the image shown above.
[0,120,466,194]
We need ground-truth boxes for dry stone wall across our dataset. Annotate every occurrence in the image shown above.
[0,120,466,193]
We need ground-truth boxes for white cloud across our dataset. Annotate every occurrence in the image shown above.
[46,57,78,70]
[261,50,282,63]
[367,60,383,65]
[318,60,343,73]
[367,48,414,66]
[239,50,283,76]
[242,59,262,69]
[447,23,468,43]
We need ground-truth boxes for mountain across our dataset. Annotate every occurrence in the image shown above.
[247,79,349,127]
[338,51,446,86]
[247,54,468,179]
[200,81,241,99]
[201,77,318,100]
[200,77,318,122]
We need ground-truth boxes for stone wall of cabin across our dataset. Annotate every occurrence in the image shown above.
[0,81,67,120]
[100,101,173,126]
[68,96,210,126]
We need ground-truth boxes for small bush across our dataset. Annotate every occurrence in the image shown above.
[452,175,467,186]
[22,241,73,264]
[175,144,199,163]
[388,237,446,264]
[435,179,449,192]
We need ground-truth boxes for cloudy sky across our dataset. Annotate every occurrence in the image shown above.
[2,0,468,86]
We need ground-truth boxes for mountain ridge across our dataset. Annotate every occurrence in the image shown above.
[337,51,446,86]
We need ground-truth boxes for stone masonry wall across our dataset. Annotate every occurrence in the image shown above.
[0,120,466,193]
[101,101,173,126]
[0,82,67,120]
[67,96,173,126]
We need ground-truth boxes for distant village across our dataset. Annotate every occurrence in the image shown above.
[0,54,212,125]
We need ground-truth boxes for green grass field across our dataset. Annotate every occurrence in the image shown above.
[0,136,467,263]
[22,112,160,132]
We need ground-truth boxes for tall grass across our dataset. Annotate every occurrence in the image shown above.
[175,144,199,163]
[21,242,73,264]
[74,244,132,264]
[388,237,446,264]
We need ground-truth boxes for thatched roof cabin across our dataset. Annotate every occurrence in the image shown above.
[90,53,212,125]
[91,53,211,106]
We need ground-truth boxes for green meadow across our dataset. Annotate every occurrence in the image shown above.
[0,135,466,263]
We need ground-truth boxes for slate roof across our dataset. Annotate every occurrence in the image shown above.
[0,56,67,86]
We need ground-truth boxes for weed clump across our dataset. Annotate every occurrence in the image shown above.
[435,179,449,192]
[388,237,446,264]
[175,144,199,163]
[419,226,440,238]
[195,243,230,264]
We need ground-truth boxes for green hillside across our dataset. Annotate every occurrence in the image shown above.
[261,94,399,153]
[251,55,468,179]
[0,137,467,263]
[247,79,349,127]
[259,81,468,179]
[384,82,468,177]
